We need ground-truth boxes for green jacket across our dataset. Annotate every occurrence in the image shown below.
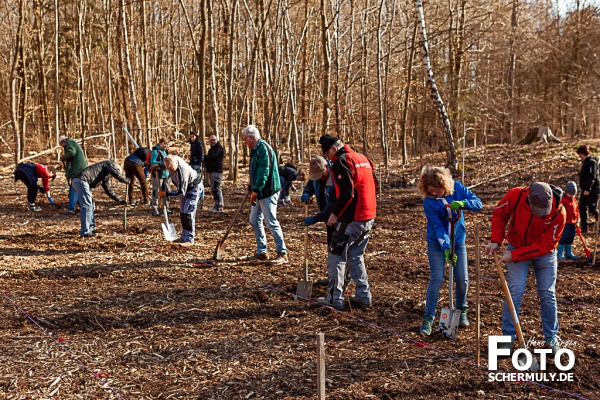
[150,144,170,179]
[250,139,280,200]
[60,139,88,179]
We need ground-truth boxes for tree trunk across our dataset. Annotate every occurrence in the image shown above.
[415,0,457,173]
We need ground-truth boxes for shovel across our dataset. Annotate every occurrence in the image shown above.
[438,206,461,340]
[575,225,591,258]
[161,204,177,242]
[212,191,251,260]
[494,253,540,372]
[295,204,313,300]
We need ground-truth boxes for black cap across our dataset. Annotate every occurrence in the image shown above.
[319,134,339,155]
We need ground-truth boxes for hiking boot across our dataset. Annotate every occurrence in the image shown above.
[349,294,372,308]
[152,211,161,217]
[80,232,97,238]
[61,209,76,216]
[173,237,193,244]
[246,253,269,261]
[316,297,343,310]
[420,316,434,336]
[546,336,561,355]
[207,207,223,213]
[315,277,330,286]
[269,253,289,265]
[459,307,470,328]
[27,204,41,212]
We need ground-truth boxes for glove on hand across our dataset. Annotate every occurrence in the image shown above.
[304,216,317,226]
[250,191,258,206]
[445,249,458,264]
[301,193,310,204]
[158,190,166,198]
[484,242,499,256]
[450,200,466,210]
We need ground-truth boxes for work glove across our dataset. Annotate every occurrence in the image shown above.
[450,200,466,210]
[158,190,166,198]
[444,249,458,264]
[484,242,499,256]
[250,191,258,206]
[301,193,310,204]
[304,216,317,226]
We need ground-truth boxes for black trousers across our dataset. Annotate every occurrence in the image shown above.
[14,170,38,203]
[579,190,599,231]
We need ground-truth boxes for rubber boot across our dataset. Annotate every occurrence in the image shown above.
[459,307,470,328]
[557,245,566,260]
[565,245,578,260]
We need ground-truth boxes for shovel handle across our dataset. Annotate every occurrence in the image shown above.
[303,204,309,280]
[494,253,526,350]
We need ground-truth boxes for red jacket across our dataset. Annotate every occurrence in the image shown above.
[330,145,377,222]
[490,187,566,262]
[35,164,52,192]
[560,195,579,224]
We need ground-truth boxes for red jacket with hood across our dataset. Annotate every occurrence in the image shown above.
[490,186,566,262]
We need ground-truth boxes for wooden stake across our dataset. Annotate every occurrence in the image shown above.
[316,333,325,400]
[475,227,480,366]
[594,220,599,266]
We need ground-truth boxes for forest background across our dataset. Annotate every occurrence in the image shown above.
[1,0,600,175]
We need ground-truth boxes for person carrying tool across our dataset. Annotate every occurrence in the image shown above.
[484,182,566,355]
[418,166,482,336]
[205,135,224,213]
[576,145,599,233]
[558,181,579,260]
[242,125,288,265]
[71,160,130,238]
[315,134,377,310]
[123,147,151,206]
[301,156,336,245]
[159,155,202,244]
[149,138,171,217]
[13,162,56,211]
[58,135,88,215]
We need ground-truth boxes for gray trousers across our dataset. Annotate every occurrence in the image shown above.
[325,219,374,308]
[209,172,224,210]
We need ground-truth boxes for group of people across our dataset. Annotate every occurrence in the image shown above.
[14,128,598,353]
[418,144,600,355]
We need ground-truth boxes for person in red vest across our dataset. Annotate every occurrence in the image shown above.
[316,134,377,310]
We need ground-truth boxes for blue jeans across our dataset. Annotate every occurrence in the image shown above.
[67,183,78,211]
[502,245,559,341]
[209,172,223,210]
[177,185,201,242]
[424,242,468,318]
[72,178,95,236]
[325,219,374,308]
[249,192,287,255]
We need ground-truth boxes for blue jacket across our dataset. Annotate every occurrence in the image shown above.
[424,180,482,250]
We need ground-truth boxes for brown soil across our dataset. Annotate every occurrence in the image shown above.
[1,142,599,399]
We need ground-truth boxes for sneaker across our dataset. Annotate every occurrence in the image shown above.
[61,209,76,216]
[269,253,289,265]
[27,204,41,212]
[316,297,343,310]
[459,307,470,328]
[349,294,372,308]
[152,211,160,217]
[420,316,434,336]
[80,232,96,238]
[497,336,515,356]
[546,336,561,355]
[144,201,151,206]
[166,209,173,214]
[207,208,223,213]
